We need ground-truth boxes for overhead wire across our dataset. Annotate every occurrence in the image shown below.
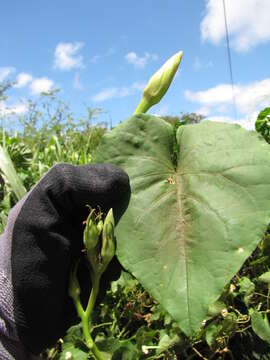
[222,0,238,120]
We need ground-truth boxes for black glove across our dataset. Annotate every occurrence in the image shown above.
[0,163,130,356]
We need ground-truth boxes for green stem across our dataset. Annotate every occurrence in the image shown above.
[81,312,95,349]
[80,313,104,360]
[267,284,270,310]
[133,96,151,115]
[86,273,101,319]
[72,290,104,360]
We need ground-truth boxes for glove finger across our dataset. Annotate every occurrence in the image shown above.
[41,163,131,225]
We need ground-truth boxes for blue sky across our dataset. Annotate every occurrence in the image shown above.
[1,0,270,129]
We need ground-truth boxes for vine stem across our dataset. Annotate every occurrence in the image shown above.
[72,274,104,360]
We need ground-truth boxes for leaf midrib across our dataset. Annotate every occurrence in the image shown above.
[175,170,191,332]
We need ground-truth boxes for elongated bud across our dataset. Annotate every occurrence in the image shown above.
[83,209,103,273]
[82,207,115,276]
[134,51,183,114]
[100,208,115,272]
[97,219,103,235]
[83,210,100,252]
[68,261,80,300]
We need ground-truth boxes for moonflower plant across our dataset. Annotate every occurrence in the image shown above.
[68,51,182,359]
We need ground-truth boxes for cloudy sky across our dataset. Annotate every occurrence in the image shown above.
[1,0,270,129]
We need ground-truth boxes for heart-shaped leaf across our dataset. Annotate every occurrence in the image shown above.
[94,114,270,336]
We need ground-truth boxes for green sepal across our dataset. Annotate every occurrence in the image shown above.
[68,261,81,300]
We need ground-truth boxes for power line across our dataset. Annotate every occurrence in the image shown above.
[222,0,237,120]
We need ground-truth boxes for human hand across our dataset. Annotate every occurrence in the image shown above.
[0,163,130,356]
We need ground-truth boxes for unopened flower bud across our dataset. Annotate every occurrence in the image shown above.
[134,51,183,114]
[83,210,100,252]
[100,208,115,273]
[97,219,103,235]
[83,207,115,276]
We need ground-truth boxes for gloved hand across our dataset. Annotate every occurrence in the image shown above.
[0,163,130,358]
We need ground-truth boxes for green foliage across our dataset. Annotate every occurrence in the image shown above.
[0,144,26,200]
[162,113,204,167]
[46,250,270,359]
[2,86,270,358]
[250,310,270,344]
[255,107,270,143]
[51,272,186,359]
[95,114,270,337]
[0,90,106,232]
[0,81,13,102]
[162,112,205,128]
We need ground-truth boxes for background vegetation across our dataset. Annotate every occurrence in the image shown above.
[1,84,270,359]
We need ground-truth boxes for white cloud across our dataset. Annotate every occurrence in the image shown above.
[90,55,101,64]
[196,106,211,116]
[193,57,213,71]
[201,0,270,51]
[125,52,158,69]
[130,82,146,91]
[185,84,233,107]
[0,100,28,117]
[14,73,33,88]
[185,79,270,115]
[54,42,84,71]
[30,77,54,95]
[0,67,16,82]
[92,82,145,102]
[90,47,115,64]
[92,87,133,102]
[185,79,270,129]
[152,104,169,116]
[92,88,118,102]
[206,115,256,131]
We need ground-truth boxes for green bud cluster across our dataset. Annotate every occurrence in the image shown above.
[68,207,116,360]
[83,207,115,277]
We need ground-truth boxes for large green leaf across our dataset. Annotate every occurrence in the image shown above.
[94,114,270,336]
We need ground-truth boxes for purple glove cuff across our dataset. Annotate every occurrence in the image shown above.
[0,269,36,360]
[0,270,16,339]
[0,195,36,359]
